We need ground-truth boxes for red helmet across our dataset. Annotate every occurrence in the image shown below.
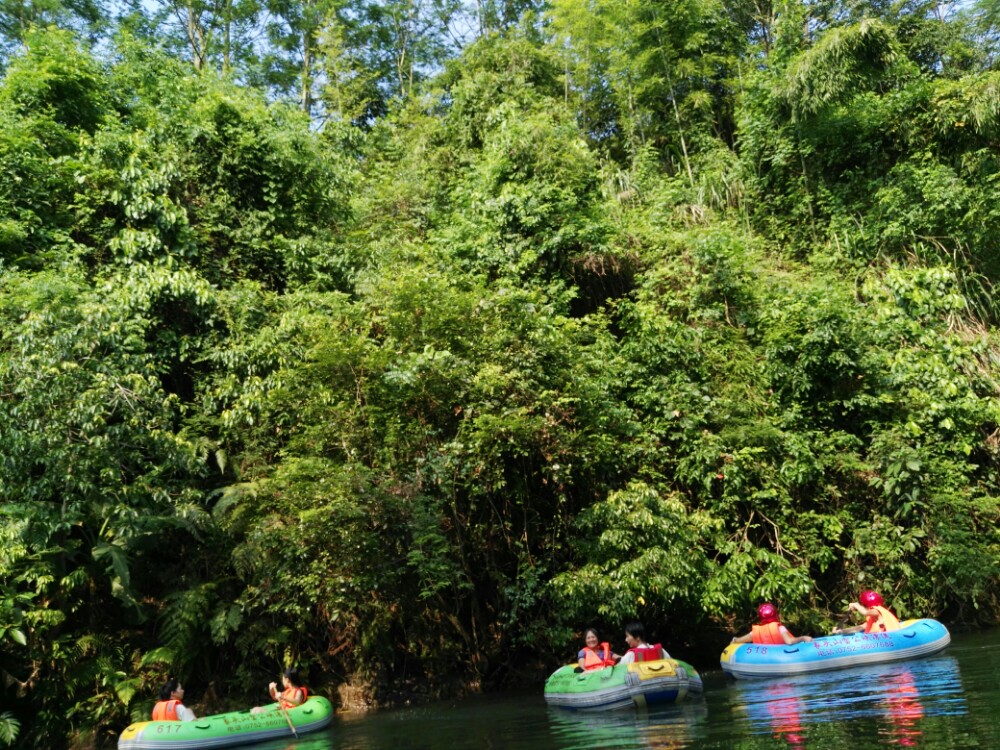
[757,602,778,623]
[860,590,883,608]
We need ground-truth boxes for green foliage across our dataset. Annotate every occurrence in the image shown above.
[2,5,1000,746]
[441,99,607,282]
[0,27,107,135]
[776,19,900,122]
[72,71,356,290]
[548,0,744,162]
[549,482,717,624]
[0,105,78,267]
[0,712,19,746]
[0,28,108,269]
[205,262,633,682]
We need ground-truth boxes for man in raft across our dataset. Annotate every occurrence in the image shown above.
[618,622,671,664]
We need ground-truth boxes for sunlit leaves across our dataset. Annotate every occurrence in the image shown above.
[550,482,717,625]
[0,27,107,135]
[776,19,899,121]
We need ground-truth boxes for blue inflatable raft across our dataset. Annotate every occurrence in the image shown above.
[720,619,950,680]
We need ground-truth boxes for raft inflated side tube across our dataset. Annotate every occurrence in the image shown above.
[720,619,951,680]
[118,695,333,749]
[544,658,703,711]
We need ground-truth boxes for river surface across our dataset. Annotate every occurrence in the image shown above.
[237,628,1000,750]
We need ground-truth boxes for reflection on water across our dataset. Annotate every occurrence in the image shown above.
[880,668,924,747]
[228,733,335,750]
[729,656,966,747]
[758,682,807,748]
[547,701,709,750]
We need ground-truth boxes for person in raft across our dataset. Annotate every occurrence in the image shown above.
[251,668,308,714]
[577,627,620,671]
[617,622,671,664]
[151,678,196,721]
[832,590,901,634]
[730,603,813,645]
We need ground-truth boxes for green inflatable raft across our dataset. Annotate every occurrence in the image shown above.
[544,658,703,711]
[118,696,333,749]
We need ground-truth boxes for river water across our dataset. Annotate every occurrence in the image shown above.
[238,628,1000,750]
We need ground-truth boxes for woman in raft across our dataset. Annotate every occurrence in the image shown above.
[577,627,620,671]
[151,678,196,721]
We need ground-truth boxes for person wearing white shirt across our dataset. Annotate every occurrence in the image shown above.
[617,621,671,664]
[151,679,196,721]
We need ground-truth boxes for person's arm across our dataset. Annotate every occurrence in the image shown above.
[731,631,753,644]
[832,623,865,634]
[659,646,671,659]
[618,651,634,665]
[779,625,812,645]
[177,704,197,722]
[848,603,879,618]
[832,602,870,634]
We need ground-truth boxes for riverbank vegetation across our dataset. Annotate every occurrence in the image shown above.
[1,0,999,746]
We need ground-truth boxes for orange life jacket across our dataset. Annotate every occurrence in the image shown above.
[279,686,308,709]
[752,622,786,645]
[865,605,901,633]
[581,643,615,670]
[152,700,180,721]
[628,643,664,662]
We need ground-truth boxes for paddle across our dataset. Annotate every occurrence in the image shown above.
[271,683,298,739]
[831,611,853,635]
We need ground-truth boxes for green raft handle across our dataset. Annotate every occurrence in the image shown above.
[195,722,212,729]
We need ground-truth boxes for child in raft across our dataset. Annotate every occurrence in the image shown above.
[832,590,901,634]
[250,668,308,714]
[731,603,813,645]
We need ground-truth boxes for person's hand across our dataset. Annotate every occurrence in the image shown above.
[268,681,277,693]
[803,636,813,642]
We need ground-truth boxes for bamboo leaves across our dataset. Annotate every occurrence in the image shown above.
[776,19,900,121]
